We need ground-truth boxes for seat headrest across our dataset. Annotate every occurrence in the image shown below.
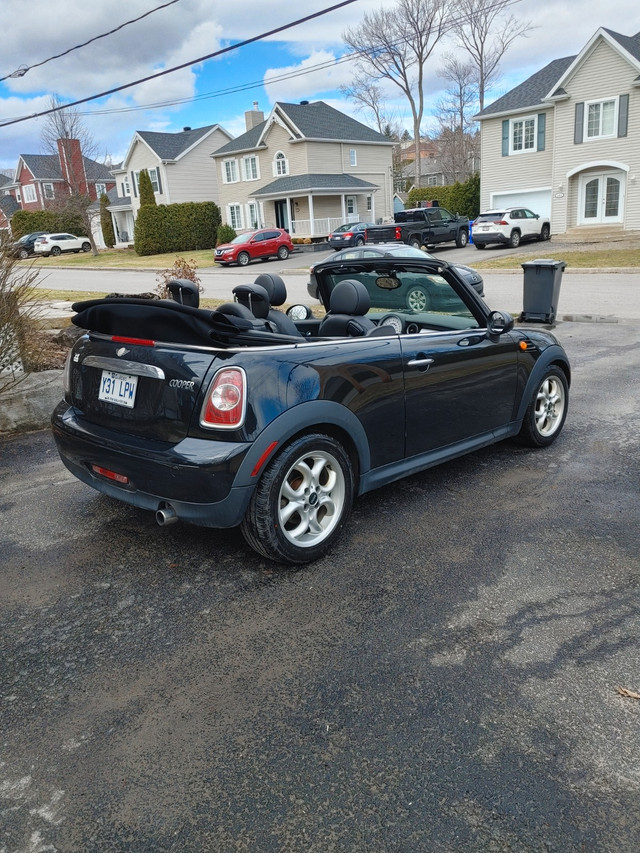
[254,273,287,306]
[232,283,270,319]
[329,279,370,315]
[166,278,200,308]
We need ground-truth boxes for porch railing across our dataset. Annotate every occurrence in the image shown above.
[290,217,345,238]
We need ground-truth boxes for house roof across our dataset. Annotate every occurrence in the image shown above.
[250,173,378,198]
[0,194,20,219]
[214,101,393,156]
[18,153,114,182]
[136,125,224,160]
[475,28,640,120]
[0,172,12,187]
[475,56,575,118]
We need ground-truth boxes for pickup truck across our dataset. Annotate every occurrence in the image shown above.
[366,206,470,249]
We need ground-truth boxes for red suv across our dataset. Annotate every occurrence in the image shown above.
[215,228,294,267]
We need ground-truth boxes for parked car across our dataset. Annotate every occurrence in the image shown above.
[52,260,570,565]
[34,233,92,257]
[327,222,375,250]
[9,231,48,259]
[215,228,294,266]
[473,208,551,250]
[311,243,484,300]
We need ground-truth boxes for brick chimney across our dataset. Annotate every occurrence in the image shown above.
[57,138,88,194]
[244,102,264,132]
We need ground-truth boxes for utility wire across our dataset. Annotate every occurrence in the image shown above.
[0,0,182,83]
[0,1,359,129]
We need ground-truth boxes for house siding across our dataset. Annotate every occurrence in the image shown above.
[551,39,640,232]
[479,111,554,212]
[167,128,230,204]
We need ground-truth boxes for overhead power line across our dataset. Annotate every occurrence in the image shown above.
[0,0,183,83]
[0,1,359,129]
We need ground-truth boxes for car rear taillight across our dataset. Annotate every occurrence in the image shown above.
[200,367,246,429]
[344,232,353,239]
[498,220,508,225]
[395,226,402,240]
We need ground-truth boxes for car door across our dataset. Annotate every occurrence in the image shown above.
[260,230,279,258]
[521,209,540,238]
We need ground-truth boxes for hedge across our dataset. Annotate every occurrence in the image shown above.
[134,201,221,256]
[407,173,480,220]
[11,209,87,239]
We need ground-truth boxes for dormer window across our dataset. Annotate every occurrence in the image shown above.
[274,151,288,176]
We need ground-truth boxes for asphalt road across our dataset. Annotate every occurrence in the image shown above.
[34,247,640,321]
[1,320,639,851]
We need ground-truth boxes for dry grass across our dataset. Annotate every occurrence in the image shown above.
[470,245,640,270]
[22,247,217,270]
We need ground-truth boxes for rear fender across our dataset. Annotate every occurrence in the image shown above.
[232,400,371,490]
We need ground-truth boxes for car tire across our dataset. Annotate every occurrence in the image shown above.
[355,237,365,247]
[456,229,469,248]
[240,433,354,564]
[277,246,290,260]
[73,250,80,253]
[237,251,250,266]
[409,237,422,249]
[406,286,432,312]
[18,249,29,259]
[474,242,486,250]
[539,224,551,241]
[517,368,568,448]
[509,230,521,248]
[50,246,62,256]
[82,242,91,252]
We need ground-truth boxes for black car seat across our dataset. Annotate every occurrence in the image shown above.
[231,284,271,322]
[317,279,376,337]
[253,273,302,336]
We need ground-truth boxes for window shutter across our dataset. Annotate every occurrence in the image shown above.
[574,103,584,144]
[618,94,629,137]
[502,120,509,156]
[155,168,162,194]
[537,113,546,151]
[131,172,137,197]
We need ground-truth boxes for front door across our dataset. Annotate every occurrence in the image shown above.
[275,200,289,231]
[579,171,625,224]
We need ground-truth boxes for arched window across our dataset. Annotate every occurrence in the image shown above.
[274,151,289,176]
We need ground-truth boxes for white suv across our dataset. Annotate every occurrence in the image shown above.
[34,233,92,257]
[472,208,551,250]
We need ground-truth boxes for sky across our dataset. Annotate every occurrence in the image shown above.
[1,0,639,174]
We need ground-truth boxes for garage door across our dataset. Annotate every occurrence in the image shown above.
[490,189,551,219]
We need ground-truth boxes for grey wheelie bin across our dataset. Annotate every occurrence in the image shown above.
[520,259,566,324]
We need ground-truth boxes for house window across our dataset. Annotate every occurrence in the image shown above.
[43,183,55,199]
[15,189,21,203]
[349,148,357,167]
[243,156,259,181]
[586,98,617,139]
[148,168,160,193]
[123,176,130,196]
[95,183,106,197]
[427,175,438,186]
[23,184,37,203]
[510,115,537,153]
[274,151,288,176]
[247,202,259,229]
[228,204,243,230]
[223,159,238,184]
[366,195,372,211]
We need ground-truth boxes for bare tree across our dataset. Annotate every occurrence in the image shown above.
[39,96,107,256]
[343,0,453,188]
[451,0,533,111]
[433,54,479,181]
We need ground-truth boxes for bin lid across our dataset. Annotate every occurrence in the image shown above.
[521,258,566,269]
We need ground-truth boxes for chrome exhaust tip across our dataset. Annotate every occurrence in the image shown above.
[156,504,178,526]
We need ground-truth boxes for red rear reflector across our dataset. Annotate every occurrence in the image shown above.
[111,336,155,347]
[91,465,129,484]
[251,441,278,477]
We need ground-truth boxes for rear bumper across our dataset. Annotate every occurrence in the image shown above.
[51,402,254,528]
[473,231,509,245]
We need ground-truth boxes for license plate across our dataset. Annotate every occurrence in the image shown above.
[98,370,138,408]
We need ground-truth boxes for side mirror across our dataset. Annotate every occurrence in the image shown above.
[307,281,319,300]
[487,310,515,336]
[287,304,312,320]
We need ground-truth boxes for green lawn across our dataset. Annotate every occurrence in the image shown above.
[23,247,218,270]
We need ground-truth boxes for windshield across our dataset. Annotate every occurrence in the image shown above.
[230,233,253,244]
[320,266,479,327]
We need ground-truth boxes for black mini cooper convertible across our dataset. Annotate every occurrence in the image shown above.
[52,256,570,564]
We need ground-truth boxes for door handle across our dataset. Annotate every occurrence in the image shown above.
[407,355,434,369]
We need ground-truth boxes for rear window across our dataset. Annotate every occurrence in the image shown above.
[476,213,505,222]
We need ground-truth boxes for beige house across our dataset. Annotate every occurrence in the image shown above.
[475,27,640,235]
[211,101,395,238]
[109,124,232,243]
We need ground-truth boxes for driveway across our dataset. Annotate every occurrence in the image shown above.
[1,319,639,851]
